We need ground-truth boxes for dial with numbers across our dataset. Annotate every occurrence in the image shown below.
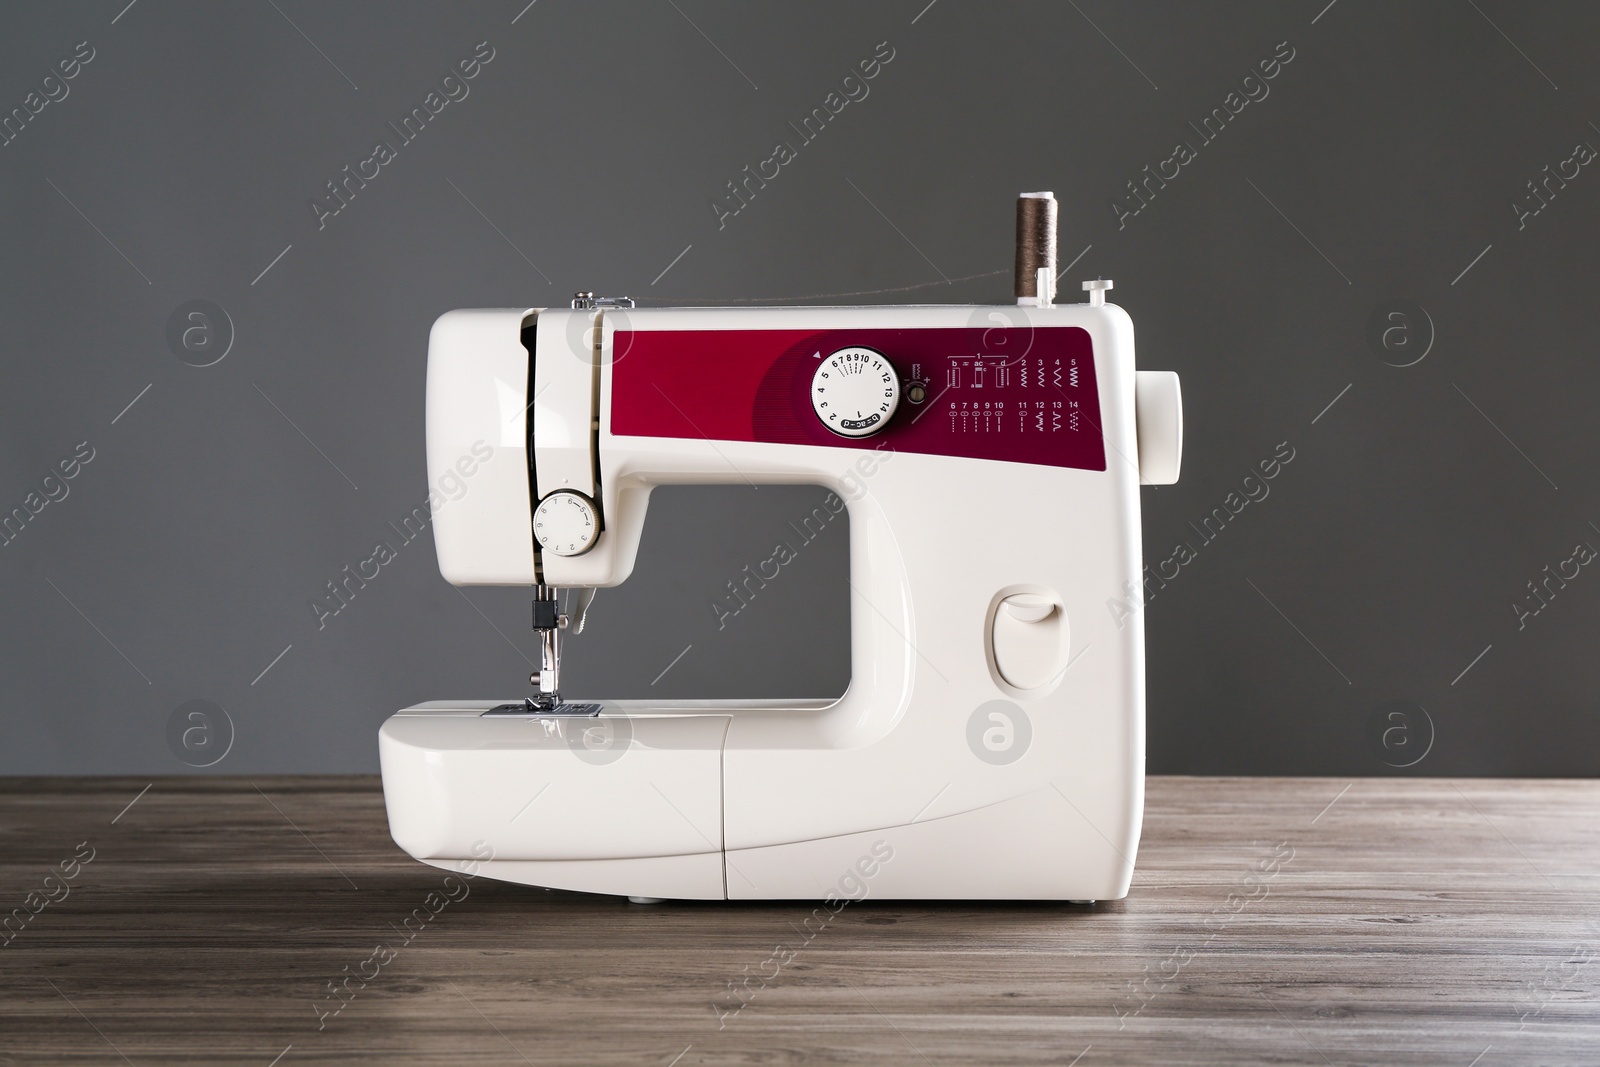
[810,346,900,438]
[533,490,600,556]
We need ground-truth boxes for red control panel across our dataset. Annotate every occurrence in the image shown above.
[609,326,1105,471]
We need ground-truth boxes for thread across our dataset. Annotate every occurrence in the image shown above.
[1013,191,1057,301]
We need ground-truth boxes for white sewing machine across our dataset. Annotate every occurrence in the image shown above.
[379,193,1182,902]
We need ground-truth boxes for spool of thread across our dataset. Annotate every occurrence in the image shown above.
[1013,191,1057,303]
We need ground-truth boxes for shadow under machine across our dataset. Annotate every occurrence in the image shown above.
[378,193,1183,902]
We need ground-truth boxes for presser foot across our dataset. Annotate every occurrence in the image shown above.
[483,700,602,717]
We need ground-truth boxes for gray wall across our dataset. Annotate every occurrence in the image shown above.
[3,1,1597,776]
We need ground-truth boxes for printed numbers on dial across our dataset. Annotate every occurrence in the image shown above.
[811,346,900,438]
[533,491,599,557]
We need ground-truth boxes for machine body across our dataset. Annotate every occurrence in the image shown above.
[379,291,1183,901]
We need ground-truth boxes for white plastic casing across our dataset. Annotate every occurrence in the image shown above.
[426,309,538,585]
[531,309,599,499]
[386,301,1179,901]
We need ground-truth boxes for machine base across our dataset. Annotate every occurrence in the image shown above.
[381,701,1139,903]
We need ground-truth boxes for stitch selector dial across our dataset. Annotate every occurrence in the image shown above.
[533,490,599,556]
[811,346,900,438]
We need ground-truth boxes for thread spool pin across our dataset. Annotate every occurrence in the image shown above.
[1083,278,1113,307]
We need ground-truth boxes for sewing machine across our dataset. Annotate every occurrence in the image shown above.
[379,193,1182,902]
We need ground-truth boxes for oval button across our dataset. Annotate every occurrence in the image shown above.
[992,594,1067,690]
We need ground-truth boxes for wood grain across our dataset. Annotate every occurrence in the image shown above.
[1,776,1596,1065]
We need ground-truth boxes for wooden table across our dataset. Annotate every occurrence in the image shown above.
[1,777,1595,1065]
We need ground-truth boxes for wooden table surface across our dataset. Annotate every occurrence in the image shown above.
[1,776,1595,1066]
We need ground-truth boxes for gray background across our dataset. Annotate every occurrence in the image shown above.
[2,0,1597,776]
